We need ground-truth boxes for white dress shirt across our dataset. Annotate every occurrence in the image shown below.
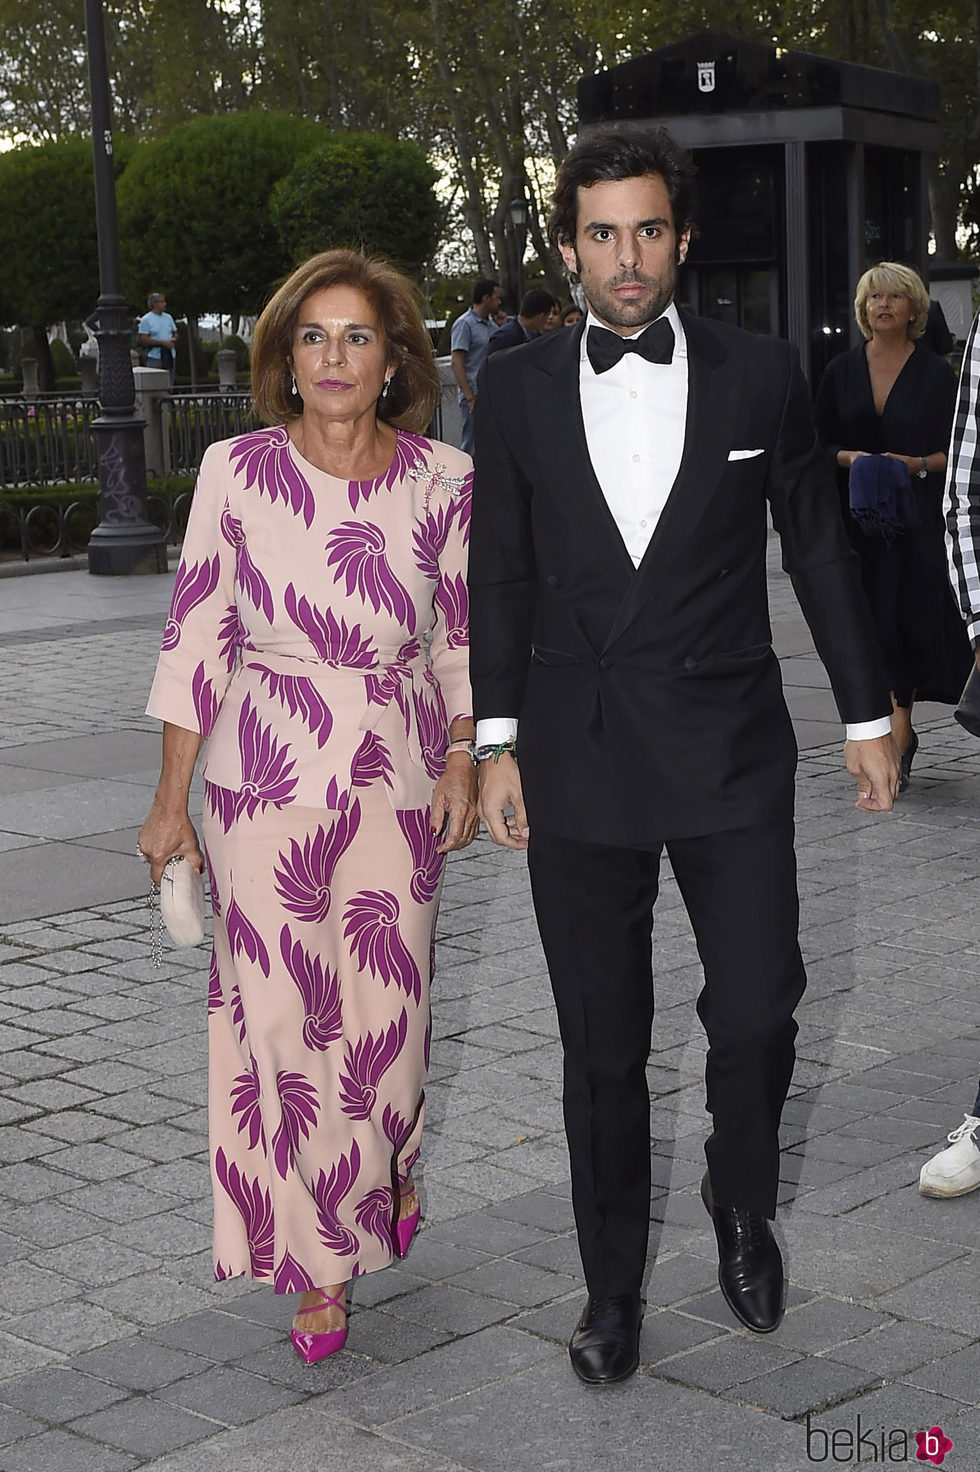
[477,302,891,747]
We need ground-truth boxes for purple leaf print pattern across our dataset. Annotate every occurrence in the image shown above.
[161,554,220,649]
[237,696,298,816]
[229,981,247,1044]
[226,893,271,977]
[324,775,349,811]
[348,430,433,510]
[214,1146,275,1277]
[343,890,422,1004]
[274,803,361,923]
[220,502,245,549]
[204,848,222,919]
[235,543,274,622]
[339,1010,409,1120]
[311,1141,361,1256]
[396,808,444,903]
[355,1186,394,1248]
[382,1104,411,1152]
[205,779,236,835]
[271,1069,320,1179]
[411,501,454,581]
[191,661,219,738]
[415,679,448,780]
[274,1250,315,1294]
[456,469,473,543]
[207,950,222,1013]
[279,925,344,1050]
[283,585,377,668]
[228,425,315,528]
[325,522,415,629]
[350,732,394,789]
[434,571,469,651]
[253,665,333,749]
[218,604,246,671]
[230,1054,265,1150]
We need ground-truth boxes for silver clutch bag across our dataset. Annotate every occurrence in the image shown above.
[159,856,206,947]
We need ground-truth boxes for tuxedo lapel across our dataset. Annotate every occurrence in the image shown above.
[525,323,637,580]
[603,310,740,651]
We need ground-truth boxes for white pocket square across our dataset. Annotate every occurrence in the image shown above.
[728,448,765,460]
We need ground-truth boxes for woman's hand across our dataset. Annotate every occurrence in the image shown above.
[839,449,870,469]
[138,797,205,886]
[430,753,480,854]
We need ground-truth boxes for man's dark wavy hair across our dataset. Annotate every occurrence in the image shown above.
[548,123,696,250]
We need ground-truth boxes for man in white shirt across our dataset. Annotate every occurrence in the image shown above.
[468,123,899,1385]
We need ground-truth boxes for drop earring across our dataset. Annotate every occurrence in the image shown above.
[381,376,392,399]
[290,374,298,396]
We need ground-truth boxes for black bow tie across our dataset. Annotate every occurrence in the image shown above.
[586,318,675,374]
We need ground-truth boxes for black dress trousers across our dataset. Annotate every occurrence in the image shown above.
[527,818,806,1299]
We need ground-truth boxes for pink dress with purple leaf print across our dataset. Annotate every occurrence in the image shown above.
[147,426,472,1289]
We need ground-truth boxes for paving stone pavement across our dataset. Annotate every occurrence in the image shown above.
[0,547,976,1472]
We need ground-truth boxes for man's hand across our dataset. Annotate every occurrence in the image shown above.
[478,752,529,849]
[844,733,900,812]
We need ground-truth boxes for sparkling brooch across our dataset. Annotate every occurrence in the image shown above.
[408,460,468,510]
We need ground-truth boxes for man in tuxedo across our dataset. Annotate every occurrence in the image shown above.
[468,124,899,1385]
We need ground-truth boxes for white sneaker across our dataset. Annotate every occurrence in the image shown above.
[919,1115,980,1198]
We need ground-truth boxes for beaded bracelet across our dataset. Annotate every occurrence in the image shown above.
[474,739,517,763]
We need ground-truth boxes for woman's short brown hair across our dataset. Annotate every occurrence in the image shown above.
[854,262,931,341]
[251,249,440,432]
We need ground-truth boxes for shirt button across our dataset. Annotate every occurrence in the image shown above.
[632,453,640,463]
[639,519,647,528]
[630,390,638,399]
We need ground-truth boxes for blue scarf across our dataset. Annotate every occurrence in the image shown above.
[848,454,920,543]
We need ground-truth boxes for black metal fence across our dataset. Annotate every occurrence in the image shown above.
[0,396,100,486]
[162,392,255,474]
[0,386,450,561]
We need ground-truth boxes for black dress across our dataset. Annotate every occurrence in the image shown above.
[814,343,972,705]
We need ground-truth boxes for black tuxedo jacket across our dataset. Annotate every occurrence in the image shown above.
[468,310,892,846]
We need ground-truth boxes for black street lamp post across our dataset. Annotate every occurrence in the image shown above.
[508,196,528,312]
[84,0,167,576]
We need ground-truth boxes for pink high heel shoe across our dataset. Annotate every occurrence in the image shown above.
[393,1182,420,1260]
[290,1288,347,1364]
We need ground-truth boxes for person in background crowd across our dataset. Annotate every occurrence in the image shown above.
[815,262,972,792]
[485,289,561,359]
[138,248,477,1367]
[450,279,501,455]
[138,292,178,384]
[561,303,584,328]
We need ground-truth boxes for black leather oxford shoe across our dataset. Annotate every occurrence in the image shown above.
[700,1172,785,1333]
[568,1293,643,1384]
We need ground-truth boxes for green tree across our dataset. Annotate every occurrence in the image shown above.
[271,133,441,277]
[0,135,130,388]
[117,111,327,319]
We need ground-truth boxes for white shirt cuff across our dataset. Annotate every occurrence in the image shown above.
[476,718,518,745]
[845,717,893,741]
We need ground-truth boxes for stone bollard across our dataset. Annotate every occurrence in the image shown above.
[79,355,99,394]
[20,358,39,401]
[133,366,172,477]
[215,349,238,389]
[435,357,464,448]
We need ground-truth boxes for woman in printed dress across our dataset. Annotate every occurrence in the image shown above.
[138,250,478,1362]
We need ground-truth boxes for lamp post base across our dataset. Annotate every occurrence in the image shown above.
[87,521,168,576]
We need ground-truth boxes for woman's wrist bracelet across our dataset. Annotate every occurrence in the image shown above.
[445,738,477,765]
[474,738,517,764]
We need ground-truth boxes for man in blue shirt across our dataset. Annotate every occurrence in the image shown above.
[138,292,178,384]
[450,278,500,453]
